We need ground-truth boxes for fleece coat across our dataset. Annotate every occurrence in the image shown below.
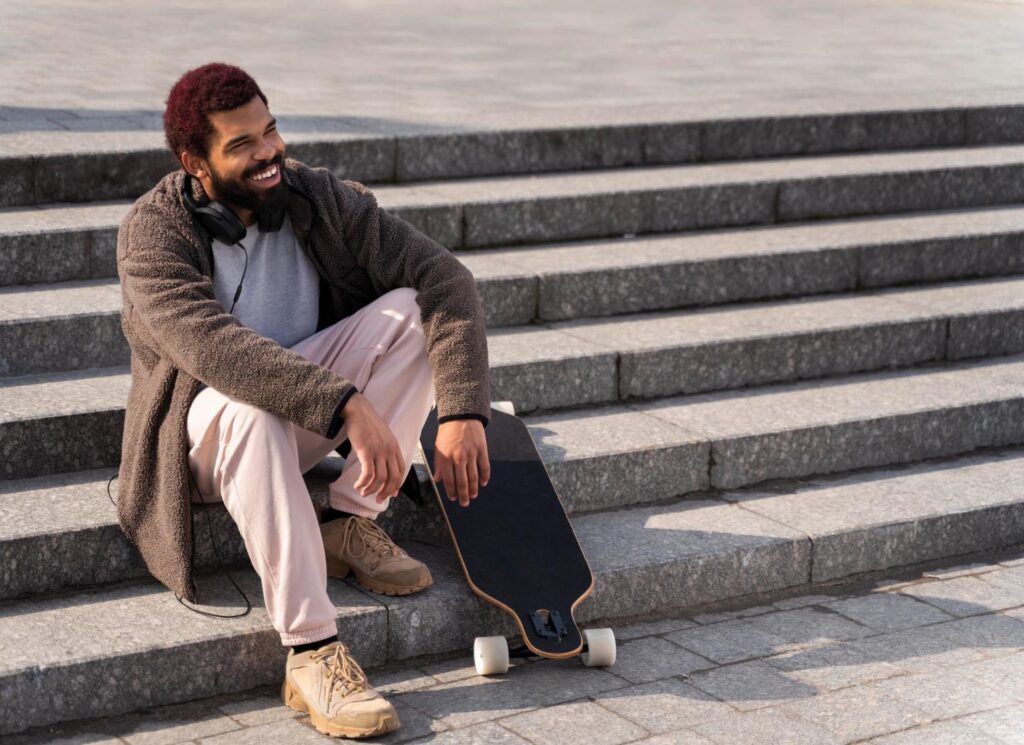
[116,157,491,602]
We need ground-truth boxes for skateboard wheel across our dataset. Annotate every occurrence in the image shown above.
[473,636,510,675]
[580,628,616,667]
[491,400,516,416]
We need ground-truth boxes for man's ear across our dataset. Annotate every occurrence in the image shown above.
[180,150,208,179]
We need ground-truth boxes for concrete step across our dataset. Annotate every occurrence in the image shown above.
[3,445,1023,736]
[2,268,1024,406]
[7,144,1024,288]
[6,235,1024,380]
[4,343,1024,484]
[2,103,1014,208]
[6,202,1024,312]
[7,349,1024,600]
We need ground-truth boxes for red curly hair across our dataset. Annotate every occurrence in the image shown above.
[163,62,268,164]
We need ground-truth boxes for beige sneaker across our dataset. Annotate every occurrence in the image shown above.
[321,515,433,596]
[281,639,400,738]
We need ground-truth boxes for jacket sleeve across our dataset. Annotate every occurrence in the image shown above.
[117,206,356,437]
[330,176,492,424]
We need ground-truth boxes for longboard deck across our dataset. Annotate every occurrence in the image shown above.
[419,405,594,657]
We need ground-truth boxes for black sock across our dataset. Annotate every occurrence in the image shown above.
[322,506,357,523]
[291,633,339,655]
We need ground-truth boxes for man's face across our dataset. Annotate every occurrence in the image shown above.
[199,95,288,216]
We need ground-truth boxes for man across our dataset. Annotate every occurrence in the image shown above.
[116,62,492,738]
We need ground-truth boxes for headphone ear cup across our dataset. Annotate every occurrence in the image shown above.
[181,174,247,245]
[200,200,248,245]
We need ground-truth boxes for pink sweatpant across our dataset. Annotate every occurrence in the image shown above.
[186,287,436,646]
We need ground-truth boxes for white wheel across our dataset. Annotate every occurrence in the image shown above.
[580,628,616,667]
[491,400,516,416]
[474,636,510,675]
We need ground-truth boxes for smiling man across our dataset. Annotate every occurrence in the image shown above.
[115,62,492,738]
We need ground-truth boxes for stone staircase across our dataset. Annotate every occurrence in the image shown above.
[5,104,1024,735]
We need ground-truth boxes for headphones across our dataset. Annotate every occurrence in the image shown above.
[181,170,288,312]
[181,169,288,243]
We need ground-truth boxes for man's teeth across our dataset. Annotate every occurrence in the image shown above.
[251,165,278,181]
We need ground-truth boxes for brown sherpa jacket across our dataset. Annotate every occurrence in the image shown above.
[116,157,491,602]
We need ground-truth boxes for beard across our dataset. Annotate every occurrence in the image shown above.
[207,152,288,216]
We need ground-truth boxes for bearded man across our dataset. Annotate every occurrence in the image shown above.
[115,61,491,738]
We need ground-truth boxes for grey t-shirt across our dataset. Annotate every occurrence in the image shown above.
[196,212,320,392]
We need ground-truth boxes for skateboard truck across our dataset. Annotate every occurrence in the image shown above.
[530,609,568,642]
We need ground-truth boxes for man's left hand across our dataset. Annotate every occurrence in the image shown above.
[431,419,490,507]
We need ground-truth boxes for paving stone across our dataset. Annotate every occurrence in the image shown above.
[624,731,714,745]
[664,618,792,665]
[929,614,1024,659]
[958,652,1024,701]
[765,642,905,693]
[742,607,874,647]
[773,594,842,611]
[216,692,304,727]
[417,657,522,686]
[867,719,1005,745]
[194,716,333,744]
[848,626,991,675]
[594,678,735,735]
[609,637,713,684]
[119,713,241,745]
[612,615,697,642]
[687,661,815,712]
[395,660,624,730]
[780,683,929,743]
[901,576,1023,617]
[922,562,995,579]
[823,592,954,632]
[692,706,842,745]
[959,705,1024,743]
[500,699,649,745]
[410,722,529,745]
[365,668,440,696]
[870,668,1017,721]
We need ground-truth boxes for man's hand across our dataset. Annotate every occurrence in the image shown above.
[341,392,406,504]
[431,419,490,507]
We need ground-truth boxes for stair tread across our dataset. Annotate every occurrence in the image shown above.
[3,446,1022,672]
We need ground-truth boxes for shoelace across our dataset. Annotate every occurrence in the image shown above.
[310,642,369,698]
[342,516,408,570]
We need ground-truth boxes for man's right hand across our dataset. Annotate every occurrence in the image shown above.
[341,392,405,503]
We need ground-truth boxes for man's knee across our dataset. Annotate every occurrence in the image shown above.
[223,401,293,441]
[381,287,423,327]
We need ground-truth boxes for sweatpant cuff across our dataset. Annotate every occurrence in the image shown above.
[279,620,339,647]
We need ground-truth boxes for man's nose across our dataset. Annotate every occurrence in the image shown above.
[252,138,277,163]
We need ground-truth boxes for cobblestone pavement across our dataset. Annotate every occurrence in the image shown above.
[3,0,1024,143]
[11,551,1024,744]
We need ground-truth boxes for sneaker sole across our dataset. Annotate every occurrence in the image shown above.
[281,676,401,738]
[327,556,434,596]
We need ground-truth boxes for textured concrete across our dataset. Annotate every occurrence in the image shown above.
[633,353,1024,489]
[729,449,1024,581]
[9,553,1024,742]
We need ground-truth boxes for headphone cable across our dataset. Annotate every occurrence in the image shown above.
[105,459,252,618]
[229,240,248,314]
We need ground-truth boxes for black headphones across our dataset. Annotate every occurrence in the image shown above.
[181,170,288,312]
[180,170,288,244]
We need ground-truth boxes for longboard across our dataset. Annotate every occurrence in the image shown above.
[418,401,615,674]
